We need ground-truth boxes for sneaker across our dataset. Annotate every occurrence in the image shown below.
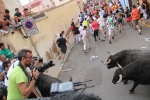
[101,39,105,41]
[59,56,61,60]
[84,50,87,53]
[109,40,111,44]
[11,31,14,35]
[88,47,91,50]
[23,36,28,38]
[119,30,121,33]
[139,30,142,35]
[112,36,114,39]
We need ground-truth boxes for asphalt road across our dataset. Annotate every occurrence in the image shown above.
[58,23,150,100]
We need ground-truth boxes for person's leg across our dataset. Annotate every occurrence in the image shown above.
[108,27,111,44]
[14,16,19,24]
[18,29,28,38]
[1,20,7,30]
[83,40,87,53]
[135,20,142,35]
[93,30,97,43]
[96,30,100,40]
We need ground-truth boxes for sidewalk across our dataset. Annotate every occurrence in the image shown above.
[45,32,75,78]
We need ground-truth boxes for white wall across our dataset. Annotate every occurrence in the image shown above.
[2,0,23,17]
[54,0,70,6]
[42,0,53,8]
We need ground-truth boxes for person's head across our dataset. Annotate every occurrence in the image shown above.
[126,6,129,10]
[132,5,136,9]
[0,43,5,50]
[18,49,33,67]
[23,46,32,52]
[84,18,87,20]
[136,2,140,6]
[0,55,6,62]
[24,8,28,12]
[80,23,82,26]
[15,8,19,12]
[2,61,11,72]
[5,9,9,15]
[83,26,87,30]
[61,31,64,35]
[116,10,119,13]
[60,33,63,38]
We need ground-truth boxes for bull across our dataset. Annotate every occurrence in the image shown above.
[101,50,150,69]
[112,59,150,94]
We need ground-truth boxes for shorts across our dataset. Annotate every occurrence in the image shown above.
[100,26,105,31]
[117,19,122,24]
[126,17,132,22]
[133,20,139,25]
[140,13,143,18]
[108,26,115,35]
[60,46,67,54]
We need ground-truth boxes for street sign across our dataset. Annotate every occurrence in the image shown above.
[21,16,39,36]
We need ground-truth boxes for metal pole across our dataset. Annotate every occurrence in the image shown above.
[28,36,41,58]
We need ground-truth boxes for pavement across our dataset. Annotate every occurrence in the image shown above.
[56,22,150,100]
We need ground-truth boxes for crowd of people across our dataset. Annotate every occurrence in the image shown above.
[0,8,31,38]
[69,0,149,53]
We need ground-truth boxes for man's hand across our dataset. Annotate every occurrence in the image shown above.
[32,68,40,80]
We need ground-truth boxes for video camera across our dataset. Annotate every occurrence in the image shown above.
[31,60,55,73]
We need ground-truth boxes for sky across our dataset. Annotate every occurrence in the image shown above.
[20,0,34,5]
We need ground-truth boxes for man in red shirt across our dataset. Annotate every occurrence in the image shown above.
[131,5,142,35]
[91,19,104,44]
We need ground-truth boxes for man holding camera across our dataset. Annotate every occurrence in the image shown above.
[7,49,40,99]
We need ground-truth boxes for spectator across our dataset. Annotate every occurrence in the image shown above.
[0,71,7,100]
[7,49,40,99]
[56,33,69,64]
[0,55,7,72]
[0,43,12,60]
[22,8,30,17]
[4,9,27,38]
[14,8,23,26]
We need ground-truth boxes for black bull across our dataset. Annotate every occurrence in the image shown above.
[112,59,150,94]
[29,73,62,98]
[101,50,150,69]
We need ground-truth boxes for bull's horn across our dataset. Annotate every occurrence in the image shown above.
[107,51,114,56]
[117,74,123,83]
[101,59,111,65]
[117,62,123,69]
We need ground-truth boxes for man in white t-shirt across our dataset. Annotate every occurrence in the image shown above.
[97,15,106,39]
[79,23,84,34]
[80,26,90,53]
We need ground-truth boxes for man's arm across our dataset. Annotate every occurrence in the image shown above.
[32,87,40,98]
[18,69,39,98]
[18,80,36,98]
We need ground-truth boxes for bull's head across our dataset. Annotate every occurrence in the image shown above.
[112,65,124,84]
[101,51,118,69]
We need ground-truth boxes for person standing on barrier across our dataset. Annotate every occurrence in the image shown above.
[7,49,40,99]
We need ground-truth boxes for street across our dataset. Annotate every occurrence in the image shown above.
[58,23,150,100]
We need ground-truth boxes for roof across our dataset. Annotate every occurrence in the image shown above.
[23,0,42,9]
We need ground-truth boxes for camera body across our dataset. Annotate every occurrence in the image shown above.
[32,56,43,63]
[33,60,55,72]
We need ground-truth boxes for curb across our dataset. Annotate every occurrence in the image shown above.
[56,39,75,78]
[142,22,150,28]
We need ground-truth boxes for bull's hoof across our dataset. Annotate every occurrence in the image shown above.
[129,91,134,94]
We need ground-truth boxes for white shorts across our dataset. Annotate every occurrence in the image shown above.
[108,26,115,35]
[100,25,105,31]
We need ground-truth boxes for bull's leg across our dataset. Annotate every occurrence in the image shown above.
[123,80,128,85]
[129,82,139,94]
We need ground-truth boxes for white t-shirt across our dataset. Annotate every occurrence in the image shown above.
[81,30,87,41]
[79,26,84,34]
[97,17,105,26]
[137,6,143,13]
[5,60,31,86]
[78,16,82,22]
